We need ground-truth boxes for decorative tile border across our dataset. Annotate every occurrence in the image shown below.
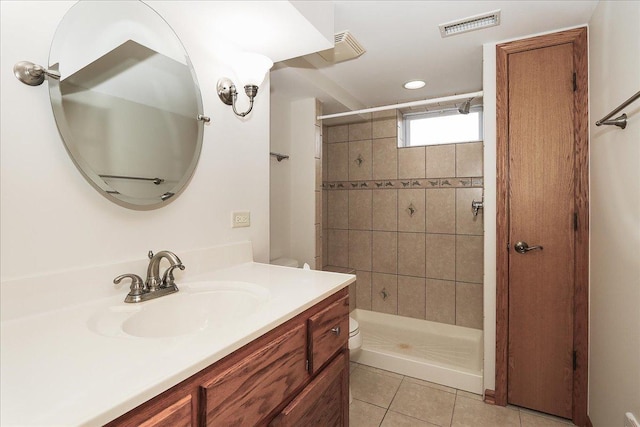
[322,177,483,190]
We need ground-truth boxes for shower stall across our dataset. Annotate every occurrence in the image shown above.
[321,108,484,394]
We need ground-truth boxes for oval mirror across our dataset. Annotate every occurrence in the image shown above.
[48,0,205,210]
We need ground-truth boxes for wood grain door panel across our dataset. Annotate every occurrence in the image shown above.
[507,43,575,418]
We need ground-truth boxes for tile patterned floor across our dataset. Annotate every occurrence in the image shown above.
[349,363,576,427]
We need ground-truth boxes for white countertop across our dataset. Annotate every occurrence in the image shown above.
[0,244,354,426]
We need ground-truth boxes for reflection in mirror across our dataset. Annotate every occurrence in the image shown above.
[48,0,205,209]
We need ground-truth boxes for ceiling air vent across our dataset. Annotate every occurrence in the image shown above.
[318,31,366,63]
[439,10,501,38]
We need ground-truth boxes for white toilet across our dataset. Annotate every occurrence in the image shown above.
[348,316,362,404]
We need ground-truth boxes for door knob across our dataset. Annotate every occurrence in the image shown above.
[514,241,543,254]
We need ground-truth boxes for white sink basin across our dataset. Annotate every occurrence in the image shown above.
[88,281,270,338]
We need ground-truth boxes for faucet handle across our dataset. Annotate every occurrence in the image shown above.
[162,264,185,288]
[114,274,145,296]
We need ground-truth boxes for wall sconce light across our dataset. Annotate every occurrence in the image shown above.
[217,53,273,117]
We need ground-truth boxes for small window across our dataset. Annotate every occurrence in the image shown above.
[401,107,483,147]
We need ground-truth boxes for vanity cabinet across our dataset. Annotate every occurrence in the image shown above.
[105,288,349,427]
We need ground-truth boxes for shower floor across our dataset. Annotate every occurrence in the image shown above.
[351,309,483,394]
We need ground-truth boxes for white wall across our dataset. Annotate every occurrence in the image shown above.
[0,1,271,281]
[270,96,317,267]
[288,98,318,268]
[588,2,640,425]
[269,92,293,261]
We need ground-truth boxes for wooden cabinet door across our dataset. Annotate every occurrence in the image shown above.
[270,351,349,427]
[308,294,349,374]
[200,323,308,426]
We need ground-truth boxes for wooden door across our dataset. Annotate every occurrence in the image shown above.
[495,27,589,426]
[506,44,575,417]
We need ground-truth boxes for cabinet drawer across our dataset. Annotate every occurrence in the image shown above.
[138,395,192,427]
[200,322,308,426]
[308,294,349,374]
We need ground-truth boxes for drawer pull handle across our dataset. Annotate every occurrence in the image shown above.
[330,326,341,336]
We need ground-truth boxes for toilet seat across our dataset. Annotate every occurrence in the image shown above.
[349,317,360,338]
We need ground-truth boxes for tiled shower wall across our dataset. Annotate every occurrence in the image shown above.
[322,111,484,330]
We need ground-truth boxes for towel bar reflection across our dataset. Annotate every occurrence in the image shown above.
[99,174,165,185]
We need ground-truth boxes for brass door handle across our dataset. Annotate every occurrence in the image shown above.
[514,241,543,254]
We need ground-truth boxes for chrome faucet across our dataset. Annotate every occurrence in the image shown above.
[113,250,185,303]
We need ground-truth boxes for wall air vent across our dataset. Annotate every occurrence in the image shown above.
[439,10,501,38]
[318,31,366,63]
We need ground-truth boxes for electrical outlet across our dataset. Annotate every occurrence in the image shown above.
[232,211,250,228]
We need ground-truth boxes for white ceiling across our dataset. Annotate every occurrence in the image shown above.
[271,0,598,122]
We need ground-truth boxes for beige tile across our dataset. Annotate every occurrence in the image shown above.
[425,233,455,281]
[372,273,398,314]
[322,190,328,229]
[328,124,348,143]
[381,411,436,427]
[398,147,426,179]
[404,377,457,394]
[397,232,426,277]
[373,117,397,139]
[372,231,398,274]
[456,235,484,283]
[349,189,372,230]
[351,361,402,407]
[322,141,328,181]
[357,364,405,380]
[398,275,426,319]
[451,396,520,427]
[327,190,348,229]
[425,189,456,234]
[426,279,455,324]
[426,144,456,178]
[315,224,321,257]
[323,125,328,144]
[349,121,372,141]
[456,390,483,401]
[356,270,372,310]
[456,141,483,177]
[315,158,322,190]
[373,109,399,119]
[327,229,349,267]
[349,140,373,181]
[398,189,426,232]
[389,381,456,426]
[456,282,483,329]
[322,227,328,268]
[315,190,321,226]
[520,410,575,426]
[456,188,484,235]
[327,142,349,181]
[349,230,372,271]
[373,189,398,231]
[349,399,387,427]
[349,281,357,312]
[372,137,398,180]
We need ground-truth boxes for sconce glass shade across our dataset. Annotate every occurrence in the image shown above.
[233,52,273,86]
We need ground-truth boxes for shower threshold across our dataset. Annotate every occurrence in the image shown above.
[351,309,483,394]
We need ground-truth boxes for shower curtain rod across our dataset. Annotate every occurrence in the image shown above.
[317,90,484,120]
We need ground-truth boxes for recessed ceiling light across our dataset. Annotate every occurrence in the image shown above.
[404,80,426,90]
[439,10,501,38]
